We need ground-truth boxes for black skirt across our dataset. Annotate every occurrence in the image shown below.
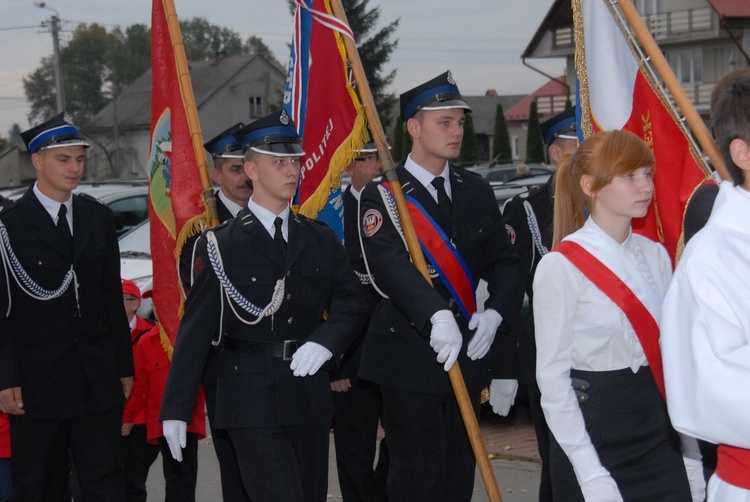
[548,366,691,501]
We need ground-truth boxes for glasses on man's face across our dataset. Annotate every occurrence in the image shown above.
[355,155,379,163]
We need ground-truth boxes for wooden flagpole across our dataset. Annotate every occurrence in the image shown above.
[162,0,219,226]
[614,0,729,181]
[328,1,503,500]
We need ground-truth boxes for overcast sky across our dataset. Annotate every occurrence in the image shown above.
[0,0,564,136]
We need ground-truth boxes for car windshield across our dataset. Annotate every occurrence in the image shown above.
[119,220,151,257]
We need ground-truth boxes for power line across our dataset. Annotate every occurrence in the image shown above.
[0,25,41,31]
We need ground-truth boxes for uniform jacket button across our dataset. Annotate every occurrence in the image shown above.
[251,277,257,283]
[389,327,395,333]
[286,270,292,277]
[286,293,292,300]
[287,317,294,324]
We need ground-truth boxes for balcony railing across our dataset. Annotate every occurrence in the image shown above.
[644,7,714,40]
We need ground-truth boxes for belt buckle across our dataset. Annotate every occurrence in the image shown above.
[282,340,298,361]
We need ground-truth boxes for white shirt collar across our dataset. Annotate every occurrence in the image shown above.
[404,154,451,202]
[246,197,290,241]
[33,182,72,227]
[349,185,363,201]
[129,315,137,331]
[217,190,243,217]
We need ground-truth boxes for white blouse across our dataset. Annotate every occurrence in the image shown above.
[533,217,672,484]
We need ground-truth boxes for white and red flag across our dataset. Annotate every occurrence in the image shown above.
[574,0,712,262]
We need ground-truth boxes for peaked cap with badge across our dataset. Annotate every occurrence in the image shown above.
[540,106,577,147]
[20,111,90,154]
[399,70,472,121]
[234,109,305,157]
[204,122,245,159]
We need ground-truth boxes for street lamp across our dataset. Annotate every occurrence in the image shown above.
[34,1,65,113]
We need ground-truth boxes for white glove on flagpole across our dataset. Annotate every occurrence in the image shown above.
[429,310,463,371]
[290,341,332,377]
[467,309,502,360]
[162,419,187,462]
[489,379,518,417]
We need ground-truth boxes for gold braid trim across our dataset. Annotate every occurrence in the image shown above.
[174,212,210,319]
[572,0,592,139]
[159,323,174,362]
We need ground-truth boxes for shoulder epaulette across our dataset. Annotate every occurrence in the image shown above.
[76,192,107,206]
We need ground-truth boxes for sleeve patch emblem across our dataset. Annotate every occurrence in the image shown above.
[363,209,383,237]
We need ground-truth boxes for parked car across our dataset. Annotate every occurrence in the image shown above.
[2,180,149,237]
[491,172,552,212]
[468,163,553,183]
[118,219,154,319]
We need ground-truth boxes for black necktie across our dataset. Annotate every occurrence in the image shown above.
[431,177,452,222]
[274,217,287,255]
[57,204,72,245]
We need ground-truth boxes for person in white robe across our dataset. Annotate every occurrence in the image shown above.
[661,67,750,502]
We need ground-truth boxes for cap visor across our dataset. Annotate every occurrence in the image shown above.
[250,142,305,157]
[420,99,472,113]
[40,139,90,150]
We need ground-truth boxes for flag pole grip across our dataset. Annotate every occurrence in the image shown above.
[615,0,728,181]
[328,1,502,500]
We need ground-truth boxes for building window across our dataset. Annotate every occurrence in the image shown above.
[512,136,519,160]
[667,49,703,85]
[249,96,263,118]
[635,0,665,16]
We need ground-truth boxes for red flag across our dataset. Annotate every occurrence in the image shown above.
[574,0,711,262]
[147,0,209,354]
[284,0,367,237]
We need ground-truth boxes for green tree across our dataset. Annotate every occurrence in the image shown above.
[459,113,478,165]
[24,23,112,125]
[492,103,512,163]
[109,24,151,94]
[0,137,7,154]
[343,0,400,131]
[526,100,545,163]
[179,17,244,61]
[392,115,405,162]
[244,35,276,62]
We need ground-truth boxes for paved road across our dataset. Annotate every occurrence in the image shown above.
[146,425,542,501]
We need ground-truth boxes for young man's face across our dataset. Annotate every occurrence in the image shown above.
[244,153,301,207]
[32,146,85,202]
[410,109,465,162]
[212,157,253,206]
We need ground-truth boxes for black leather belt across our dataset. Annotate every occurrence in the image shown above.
[223,336,301,361]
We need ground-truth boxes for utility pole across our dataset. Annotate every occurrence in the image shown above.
[34,2,65,113]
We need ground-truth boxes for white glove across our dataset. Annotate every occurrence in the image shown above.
[162,419,187,462]
[488,379,518,416]
[683,456,706,502]
[429,310,463,371]
[580,474,623,501]
[290,341,332,377]
[467,309,502,360]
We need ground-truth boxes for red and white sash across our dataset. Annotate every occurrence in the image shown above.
[555,240,666,399]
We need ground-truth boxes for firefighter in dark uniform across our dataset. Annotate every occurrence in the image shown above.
[0,112,134,500]
[330,141,388,502]
[160,109,367,502]
[206,122,253,222]
[183,123,253,502]
[501,106,578,502]
[357,71,519,502]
